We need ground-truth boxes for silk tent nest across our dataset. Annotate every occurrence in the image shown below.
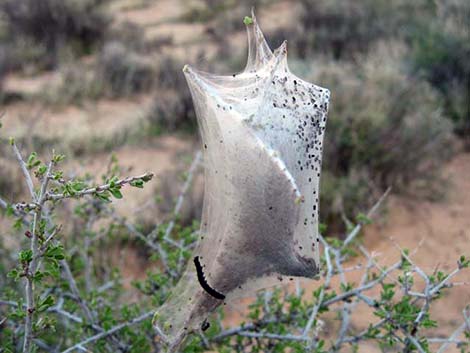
[153,11,330,351]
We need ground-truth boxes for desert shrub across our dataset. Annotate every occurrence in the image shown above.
[107,21,148,52]
[96,41,155,97]
[145,57,196,133]
[408,0,470,140]
[0,19,9,98]
[273,0,468,141]
[0,46,5,100]
[0,40,49,80]
[0,137,468,353]
[272,0,431,60]
[292,44,454,230]
[43,39,156,104]
[182,0,266,24]
[41,62,103,106]
[0,0,111,69]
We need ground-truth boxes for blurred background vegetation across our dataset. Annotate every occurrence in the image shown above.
[0,0,468,233]
[0,0,468,351]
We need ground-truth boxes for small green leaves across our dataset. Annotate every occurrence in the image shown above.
[63,180,87,197]
[13,217,23,230]
[10,303,26,320]
[5,204,15,217]
[131,174,153,189]
[1,142,162,352]
[9,136,15,146]
[94,191,111,202]
[421,316,437,329]
[340,282,355,293]
[141,174,153,182]
[32,270,47,283]
[130,179,144,188]
[356,212,372,225]
[37,295,55,313]
[400,248,412,271]
[52,170,63,180]
[7,268,21,281]
[108,176,119,185]
[19,249,33,264]
[52,151,65,164]
[109,187,123,199]
[44,245,65,261]
[365,324,380,339]
[429,270,446,284]
[325,236,342,248]
[458,255,470,269]
[380,283,395,302]
[243,16,253,25]
[108,176,123,199]
[35,164,48,179]
[26,152,41,170]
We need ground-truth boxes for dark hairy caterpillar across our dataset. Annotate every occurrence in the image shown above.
[193,256,226,300]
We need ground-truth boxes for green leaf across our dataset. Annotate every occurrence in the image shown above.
[141,174,153,182]
[356,212,372,225]
[130,179,144,188]
[52,152,65,164]
[45,245,65,260]
[36,164,47,177]
[5,204,15,217]
[7,268,20,280]
[19,250,33,263]
[32,271,46,283]
[108,176,119,187]
[52,171,63,180]
[243,16,253,25]
[26,152,41,170]
[71,181,86,192]
[37,295,55,313]
[65,183,76,196]
[458,255,470,268]
[13,218,23,230]
[110,187,123,199]
[380,283,396,301]
[95,191,111,203]
[10,306,26,320]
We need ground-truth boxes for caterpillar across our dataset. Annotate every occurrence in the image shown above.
[193,256,226,300]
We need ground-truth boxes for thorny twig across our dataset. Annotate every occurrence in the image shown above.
[0,143,155,353]
[46,173,154,202]
[60,311,154,353]
[1,145,468,352]
[11,142,37,202]
[20,154,52,352]
[209,189,469,352]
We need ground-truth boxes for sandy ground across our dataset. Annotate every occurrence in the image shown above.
[362,153,470,336]
[1,94,153,144]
